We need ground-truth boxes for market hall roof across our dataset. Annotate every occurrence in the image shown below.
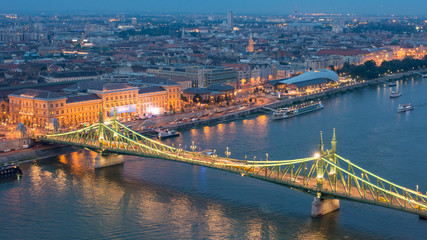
[279,69,339,85]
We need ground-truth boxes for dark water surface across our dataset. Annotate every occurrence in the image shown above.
[1,76,427,239]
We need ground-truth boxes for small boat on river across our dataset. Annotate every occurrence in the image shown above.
[390,91,402,98]
[157,129,180,139]
[397,103,414,113]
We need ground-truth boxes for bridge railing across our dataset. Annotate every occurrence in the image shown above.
[318,154,427,214]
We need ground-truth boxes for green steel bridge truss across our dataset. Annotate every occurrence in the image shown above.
[37,114,427,218]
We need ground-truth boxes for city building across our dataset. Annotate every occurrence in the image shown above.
[9,89,69,127]
[8,80,182,128]
[247,34,254,53]
[227,11,234,28]
[275,65,307,79]
[128,77,182,112]
[146,65,237,88]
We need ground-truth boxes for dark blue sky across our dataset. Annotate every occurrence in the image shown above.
[2,0,426,15]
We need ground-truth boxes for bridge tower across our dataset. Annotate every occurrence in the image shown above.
[329,128,338,188]
[311,130,340,217]
[316,131,324,192]
[111,107,119,132]
[94,110,124,169]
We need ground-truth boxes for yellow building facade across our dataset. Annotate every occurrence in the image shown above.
[8,82,181,128]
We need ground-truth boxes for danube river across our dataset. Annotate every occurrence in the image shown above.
[1,76,427,239]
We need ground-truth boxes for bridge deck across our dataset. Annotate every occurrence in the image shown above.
[37,118,427,218]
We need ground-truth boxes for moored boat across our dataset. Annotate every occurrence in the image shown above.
[157,129,180,139]
[390,91,402,98]
[0,164,22,179]
[389,82,397,86]
[397,103,414,112]
[273,101,324,120]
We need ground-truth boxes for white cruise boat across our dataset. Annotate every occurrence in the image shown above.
[397,103,414,113]
[273,101,324,120]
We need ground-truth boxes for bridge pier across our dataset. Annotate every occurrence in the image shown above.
[94,153,124,169]
[311,197,340,217]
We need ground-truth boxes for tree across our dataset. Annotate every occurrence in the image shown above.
[364,60,376,71]
[193,94,201,103]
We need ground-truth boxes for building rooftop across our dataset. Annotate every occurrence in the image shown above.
[183,87,212,95]
[9,89,66,100]
[280,69,339,85]
[133,77,180,86]
[292,78,329,88]
[64,81,135,92]
[66,94,101,103]
[138,86,166,94]
[50,71,98,79]
[207,84,235,91]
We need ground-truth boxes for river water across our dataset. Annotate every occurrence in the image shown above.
[1,76,427,239]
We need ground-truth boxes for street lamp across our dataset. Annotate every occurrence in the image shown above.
[178,144,182,155]
[225,147,231,158]
[190,141,197,152]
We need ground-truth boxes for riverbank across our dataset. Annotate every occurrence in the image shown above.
[0,144,78,165]
[165,69,425,131]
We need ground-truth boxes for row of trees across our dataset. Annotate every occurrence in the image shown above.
[337,56,427,80]
[181,94,234,104]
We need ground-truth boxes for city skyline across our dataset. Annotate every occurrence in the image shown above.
[2,0,427,15]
